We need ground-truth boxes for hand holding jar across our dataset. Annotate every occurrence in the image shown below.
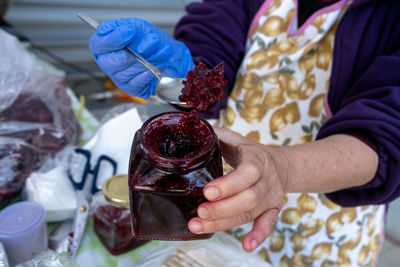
[189,127,379,253]
[188,127,286,253]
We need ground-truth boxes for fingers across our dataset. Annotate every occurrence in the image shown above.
[90,24,137,54]
[88,16,193,99]
[111,70,157,99]
[107,45,171,94]
[206,128,270,204]
[96,18,147,35]
[241,208,279,252]
[188,213,254,235]
[189,207,278,236]
[217,139,239,167]
[204,141,267,202]
[191,127,282,252]
[116,68,152,88]
[189,208,279,253]
[95,50,134,74]
[95,35,171,77]
[97,19,125,35]
[203,160,261,202]
[213,127,255,166]
[128,33,161,57]
[198,183,264,220]
[124,73,159,99]
[91,20,162,56]
[97,41,172,96]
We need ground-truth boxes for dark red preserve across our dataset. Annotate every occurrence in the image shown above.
[129,111,223,241]
[92,175,148,255]
[179,62,227,111]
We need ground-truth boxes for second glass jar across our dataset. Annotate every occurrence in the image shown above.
[92,175,149,255]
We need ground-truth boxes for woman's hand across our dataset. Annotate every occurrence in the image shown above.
[188,127,289,252]
[89,18,194,99]
[188,127,379,252]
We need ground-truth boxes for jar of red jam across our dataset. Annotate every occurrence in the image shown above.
[92,175,149,255]
[128,111,223,241]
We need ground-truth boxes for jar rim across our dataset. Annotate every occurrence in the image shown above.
[138,111,217,171]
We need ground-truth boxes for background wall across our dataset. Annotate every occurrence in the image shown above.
[4,0,200,82]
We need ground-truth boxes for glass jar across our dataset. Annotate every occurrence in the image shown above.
[92,175,148,255]
[128,111,223,241]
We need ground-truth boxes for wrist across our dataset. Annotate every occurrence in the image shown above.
[268,146,291,194]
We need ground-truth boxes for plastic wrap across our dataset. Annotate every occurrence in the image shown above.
[0,241,9,267]
[133,232,271,267]
[0,29,33,111]
[0,29,80,205]
[15,250,75,267]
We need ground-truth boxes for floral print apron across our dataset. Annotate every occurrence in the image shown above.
[217,0,385,266]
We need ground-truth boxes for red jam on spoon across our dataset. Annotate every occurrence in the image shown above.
[179,62,227,111]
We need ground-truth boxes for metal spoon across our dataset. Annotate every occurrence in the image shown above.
[77,12,191,107]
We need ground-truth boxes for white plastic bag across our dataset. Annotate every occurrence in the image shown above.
[24,147,77,222]
[83,107,143,186]
[0,29,79,205]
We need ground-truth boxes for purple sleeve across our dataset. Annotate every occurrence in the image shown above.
[316,1,400,207]
[319,53,400,206]
[317,13,400,206]
[174,0,264,118]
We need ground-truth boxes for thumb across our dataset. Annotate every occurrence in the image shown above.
[213,127,253,166]
[213,127,254,146]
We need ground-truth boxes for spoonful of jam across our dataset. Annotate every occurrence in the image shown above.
[77,12,226,110]
[179,62,227,111]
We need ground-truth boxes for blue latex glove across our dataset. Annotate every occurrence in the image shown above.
[89,18,194,99]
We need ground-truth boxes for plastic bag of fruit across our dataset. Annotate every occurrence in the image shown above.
[0,29,80,206]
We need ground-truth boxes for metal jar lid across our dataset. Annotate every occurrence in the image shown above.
[102,174,130,207]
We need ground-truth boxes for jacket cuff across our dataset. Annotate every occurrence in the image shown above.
[324,144,388,207]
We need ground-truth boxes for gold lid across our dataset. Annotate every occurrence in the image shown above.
[102,174,130,207]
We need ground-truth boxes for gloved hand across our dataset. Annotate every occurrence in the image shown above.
[89,18,194,99]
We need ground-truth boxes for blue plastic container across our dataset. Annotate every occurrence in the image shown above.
[0,201,47,266]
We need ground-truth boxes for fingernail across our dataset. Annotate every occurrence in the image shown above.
[251,240,258,250]
[198,207,210,219]
[190,221,203,233]
[205,187,219,200]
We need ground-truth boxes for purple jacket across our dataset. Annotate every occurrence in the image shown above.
[174,0,400,206]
